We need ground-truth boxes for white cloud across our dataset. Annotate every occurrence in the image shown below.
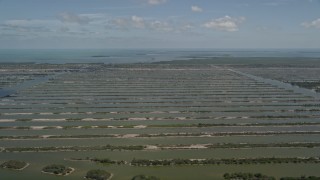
[203,16,245,32]
[3,19,60,34]
[1,17,102,39]
[1,19,61,39]
[1,13,197,40]
[191,6,203,12]
[131,16,145,28]
[180,24,194,31]
[146,0,167,5]
[263,2,279,6]
[302,18,320,29]
[149,20,173,32]
[57,12,91,24]
[107,16,176,32]
[109,18,130,29]
[104,16,143,30]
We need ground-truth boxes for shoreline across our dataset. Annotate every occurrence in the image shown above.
[41,167,75,176]
[84,173,113,180]
[1,163,30,171]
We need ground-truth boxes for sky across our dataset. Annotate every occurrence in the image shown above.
[0,0,320,49]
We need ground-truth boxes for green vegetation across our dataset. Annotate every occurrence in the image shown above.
[3,131,320,141]
[223,174,320,180]
[131,157,320,166]
[15,119,32,122]
[3,142,320,153]
[223,172,320,180]
[205,142,320,149]
[137,131,320,138]
[290,81,320,92]
[2,122,320,131]
[65,118,82,121]
[223,172,275,180]
[85,169,112,180]
[0,160,28,170]
[280,176,320,180]
[0,134,117,140]
[303,104,320,107]
[154,57,320,67]
[3,145,145,152]
[251,115,316,119]
[42,164,73,175]
[159,142,320,149]
[132,174,160,180]
[91,158,126,165]
[149,122,320,128]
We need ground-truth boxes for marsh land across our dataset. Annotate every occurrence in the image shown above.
[1,57,320,179]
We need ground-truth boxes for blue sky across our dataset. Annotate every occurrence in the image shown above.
[0,0,319,49]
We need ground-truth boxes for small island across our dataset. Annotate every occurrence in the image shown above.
[223,173,275,180]
[132,175,160,180]
[85,169,113,180]
[0,160,29,170]
[42,164,74,176]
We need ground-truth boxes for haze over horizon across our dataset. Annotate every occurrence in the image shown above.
[0,0,320,49]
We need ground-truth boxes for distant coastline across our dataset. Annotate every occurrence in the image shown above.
[1,49,320,64]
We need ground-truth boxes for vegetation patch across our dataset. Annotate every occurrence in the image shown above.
[3,122,320,131]
[3,142,320,153]
[91,158,126,165]
[280,176,320,180]
[223,172,275,180]
[42,164,74,176]
[0,160,29,170]
[131,157,320,166]
[85,169,112,180]
[290,81,320,92]
[223,173,320,180]
[132,174,160,180]
[3,145,145,152]
[137,131,320,138]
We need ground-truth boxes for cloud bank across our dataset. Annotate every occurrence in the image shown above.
[57,12,91,24]
[145,0,167,5]
[302,18,320,29]
[203,16,245,32]
[191,6,203,13]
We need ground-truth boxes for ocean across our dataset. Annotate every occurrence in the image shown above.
[0,49,320,64]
